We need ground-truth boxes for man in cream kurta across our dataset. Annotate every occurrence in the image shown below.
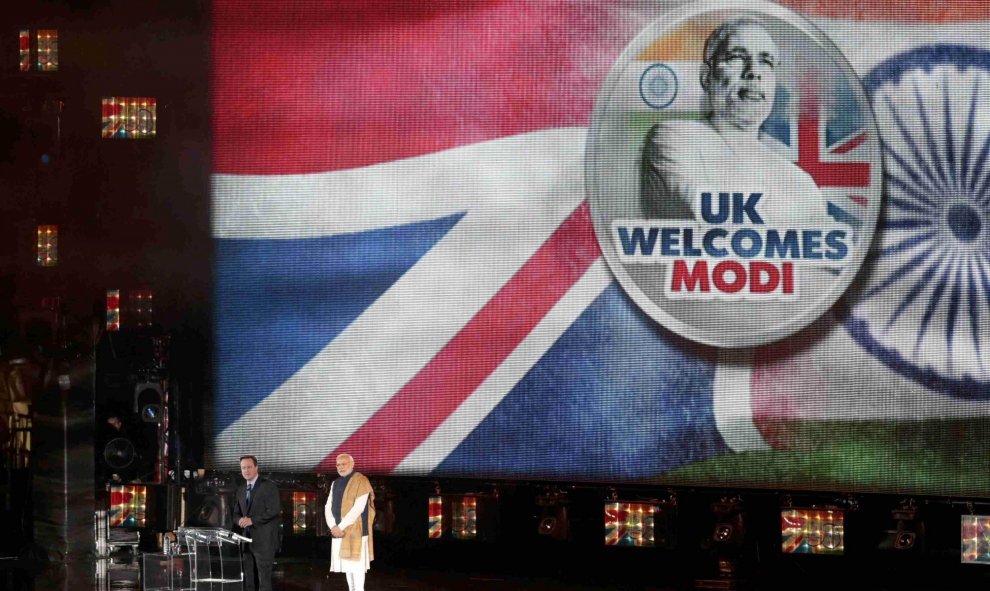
[641,18,830,229]
[325,453,375,591]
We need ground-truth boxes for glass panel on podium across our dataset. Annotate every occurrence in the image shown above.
[176,527,249,586]
[142,552,193,591]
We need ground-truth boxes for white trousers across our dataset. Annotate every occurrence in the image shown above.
[346,571,365,591]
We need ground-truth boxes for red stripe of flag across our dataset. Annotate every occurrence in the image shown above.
[214,1,987,177]
[797,93,871,188]
[213,0,631,175]
[320,201,602,473]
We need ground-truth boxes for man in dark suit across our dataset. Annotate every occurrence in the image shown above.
[232,455,281,591]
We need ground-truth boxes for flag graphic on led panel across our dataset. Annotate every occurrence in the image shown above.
[36,224,57,267]
[427,496,442,539]
[19,30,30,72]
[961,515,990,563]
[210,0,990,496]
[106,289,120,332]
[109,485,147,528]
[36,29,57,72]
[781,508,845,554]
[102,97,157,139]
[451,497,478,540]
[604,502,657,547]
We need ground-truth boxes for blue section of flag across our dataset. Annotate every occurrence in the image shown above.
[827,202,863,228]
[826,78,865,148]
[435,283,728,479]
[213,213,464,433]
[761,86,791,146]
[761,83,866,152]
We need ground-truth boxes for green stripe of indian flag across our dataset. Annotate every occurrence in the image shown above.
[660,417,990,498]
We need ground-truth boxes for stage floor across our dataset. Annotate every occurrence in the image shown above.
[1,557,684,591]
[1,552,986,590]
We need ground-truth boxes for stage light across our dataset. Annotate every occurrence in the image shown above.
[427,489,496,541]
[536,488,569,540]
[128,290,154,328]
[961,515,990,564]
[781,508,845,555]
[292,491,317,534]
[36,225,57,267]
[427,491,500,541]
[712,497,745,547]
[135,382,164,415]
[693,496,748,586]
[881,499,923,551]
[107,289,121,331]
[714,524,733,542]
[537,516,559,535]
[451,496,478,540]
[141,403,161,423]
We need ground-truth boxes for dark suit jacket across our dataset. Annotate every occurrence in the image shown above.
[232,477,281,559]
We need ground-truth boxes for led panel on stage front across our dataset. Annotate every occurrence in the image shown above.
[781,509,844,555]
[962,515,990,564]
[209,0,990,497]
[605,502,658,547]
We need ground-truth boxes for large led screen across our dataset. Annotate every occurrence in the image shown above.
[211,0,990,497]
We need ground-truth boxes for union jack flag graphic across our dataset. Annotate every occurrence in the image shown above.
[210,0,990,496]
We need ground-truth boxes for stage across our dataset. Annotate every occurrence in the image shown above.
[1,556,683,591]
[2,550,988,591]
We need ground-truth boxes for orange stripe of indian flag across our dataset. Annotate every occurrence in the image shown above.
[635,14,728,62]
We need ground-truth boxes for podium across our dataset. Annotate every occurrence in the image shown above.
[175,527,250,589]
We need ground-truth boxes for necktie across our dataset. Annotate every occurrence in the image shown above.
[246,483,252,505]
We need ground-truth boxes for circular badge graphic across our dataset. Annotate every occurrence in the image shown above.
[586,0,883,348]
[845,45,990,398]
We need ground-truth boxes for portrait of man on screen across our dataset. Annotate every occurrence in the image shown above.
[640,18,830,229]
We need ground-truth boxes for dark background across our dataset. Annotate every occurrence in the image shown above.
[1,4,990,590]
[0,0,210,346]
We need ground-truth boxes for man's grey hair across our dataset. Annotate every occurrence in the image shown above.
[703,18,771,67]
